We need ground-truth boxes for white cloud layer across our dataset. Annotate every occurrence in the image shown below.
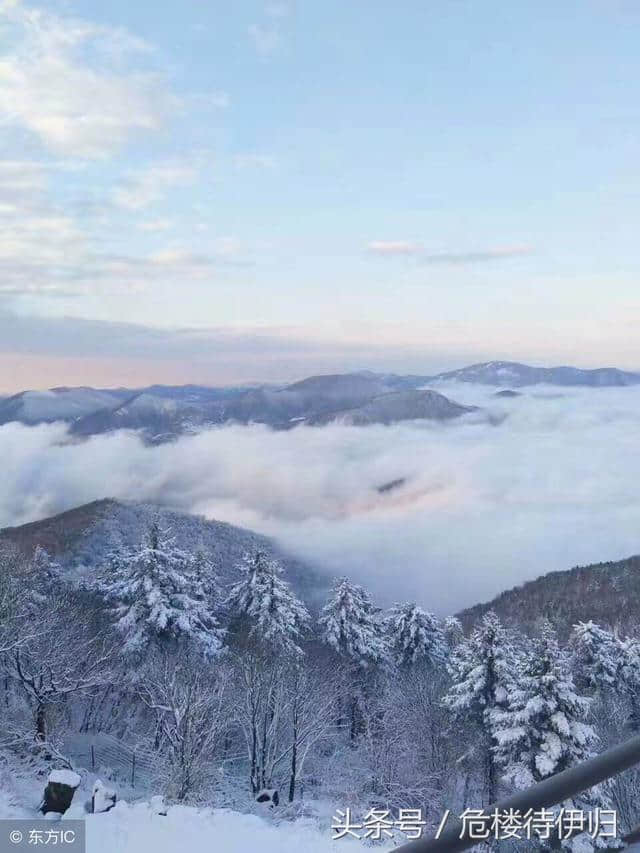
[0,0,175,158]
[1,385,639,614]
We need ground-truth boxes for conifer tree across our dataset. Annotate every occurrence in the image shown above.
[318,577,388,668]
[226,551,310,657]
[99,523,223,657]
[569,621,620,694]
[387,602,447,668]
[444,611,515,805]
[495,622,607,850]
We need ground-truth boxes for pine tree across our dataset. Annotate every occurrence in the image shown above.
[387,602,447,668]
[28,546,62,605]
[99,523,223,658]
[443,611,516,805]
[611,636,640,731]
[190,547,221,611]
[318,577,388,668]
[569,621,620,695]
[226,551,310,656]
[494,622,607,850]
[444,615,465,650]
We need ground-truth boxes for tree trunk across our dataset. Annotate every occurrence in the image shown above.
[36,702,46,741]
[288,739,297,803]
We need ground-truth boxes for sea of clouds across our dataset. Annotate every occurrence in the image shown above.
[2,383,640,614]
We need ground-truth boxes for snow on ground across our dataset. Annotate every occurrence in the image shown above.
[72,800,392,853]
[0,753,394,853]
[0,786,393,852]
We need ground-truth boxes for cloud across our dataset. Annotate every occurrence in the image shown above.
[248,23,282,56]
[112,159,200,210]
[233,154,276,170]
[248,3,290,56]
[367,241,421,256]
[137,219,173,232]
[0,0,178,159]
[1,385,640,616]
[367,241,534,263]
[422,246,534,264]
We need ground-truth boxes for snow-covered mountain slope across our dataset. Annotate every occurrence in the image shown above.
[69,392,226,442]
[66,373,470,437]
[457,552,640,638]
[0,388,129,425]
[0,499,326,602]
[307,389,476,425]
[432,360,640,387]
[221,372,398,425]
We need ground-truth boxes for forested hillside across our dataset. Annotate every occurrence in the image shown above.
[458,554,640,637]
[2,501,640,849]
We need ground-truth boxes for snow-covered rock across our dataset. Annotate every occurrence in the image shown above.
[41,769,81,815]
[91,780,116,813]
[49,770,81,787]
[255,788,279,807]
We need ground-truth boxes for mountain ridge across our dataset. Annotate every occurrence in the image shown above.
[2,360,640,441]
[456,552,640,637]
[0,498,327,604]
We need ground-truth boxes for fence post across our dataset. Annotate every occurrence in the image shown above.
[91,745,95,770]
[131,752,136,788]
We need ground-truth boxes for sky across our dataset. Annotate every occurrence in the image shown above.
[1,0,640,391]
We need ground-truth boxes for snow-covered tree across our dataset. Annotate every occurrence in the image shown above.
[318,577,388,668]
[443,611,516,805]
[99,523,223,658]
[226,551,310,657]
[570,621,621,695]
[387,602,447,668]
[28,546,62,603]
[495,622,607,850]
[140,651,231,802]
[2,595,112,742]
[444,615,465,650]
[190,547,221,610]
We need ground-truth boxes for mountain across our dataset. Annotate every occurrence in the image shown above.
[307,389,476,426]
[222,373,398,426]
[0,388,130,426]
[0,499,326,603]
[69,392,228,443]
[56,373,472,439]
[457,552,640,638]
[432,360,640,387]
[5,359,640,439]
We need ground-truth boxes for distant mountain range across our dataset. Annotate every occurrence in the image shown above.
[0,372,475,441]
[1,359,638,441]
[433,360,640,387]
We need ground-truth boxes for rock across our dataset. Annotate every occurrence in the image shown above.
[255,788,279,807]
[41,769,81,815]
[91,779,117,813]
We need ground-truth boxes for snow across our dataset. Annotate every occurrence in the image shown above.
[48,770,81,788]
[18,390,121,423]
[72,800,387,853]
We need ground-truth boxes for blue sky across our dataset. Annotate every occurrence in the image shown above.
[1,0,639,389]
